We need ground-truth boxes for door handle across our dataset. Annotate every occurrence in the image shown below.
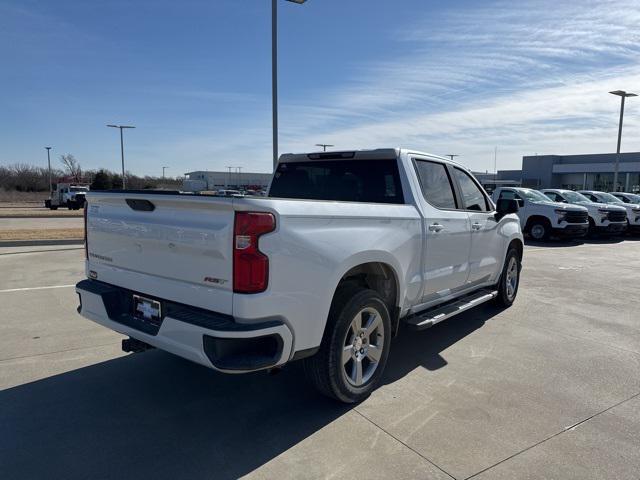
[428,223,444,233]
[472,222,482,230]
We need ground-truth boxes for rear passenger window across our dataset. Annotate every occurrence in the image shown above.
[413,160,457,209]
[453,168,489,211]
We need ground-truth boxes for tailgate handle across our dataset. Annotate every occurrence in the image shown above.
[126,199,155,212]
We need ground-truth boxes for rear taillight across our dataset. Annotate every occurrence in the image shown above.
[83,202,88,260]
[233,212,276,293]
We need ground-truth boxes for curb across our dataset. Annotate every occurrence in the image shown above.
[0,239,84,247]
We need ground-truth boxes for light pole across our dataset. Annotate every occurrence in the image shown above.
[446,154,459,161]
[225,166,234,188]
[107,124,135,189]
[272,0,308,172]
[609,90,637,191]
[45,147,52,197]
[162,166,169,180]
[315,144,334,152]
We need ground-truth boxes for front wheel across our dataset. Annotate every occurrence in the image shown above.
[303,286,391,403]
[495,248,521,307]
[528,220,550,241]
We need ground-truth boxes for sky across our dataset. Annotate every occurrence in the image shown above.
[1,0,639,176]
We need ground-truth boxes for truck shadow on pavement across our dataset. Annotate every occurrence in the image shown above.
[0,304,502,480]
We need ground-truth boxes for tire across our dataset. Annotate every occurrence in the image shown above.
[528,219,550,241]
[50,206,58,211]
[495,248,521,307]
[303,286,392,403]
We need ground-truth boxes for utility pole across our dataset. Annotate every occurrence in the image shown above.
[271,0,308,172]
[162,166,169,180]
[225,166,234,188]
[45,147,52,197]
[315,144,334,152]
[609,90,637,191]
[106,124,135,189]
[494,146,498,182]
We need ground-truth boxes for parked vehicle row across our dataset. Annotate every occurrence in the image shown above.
[75,148,523,403]
[491,187,640,240]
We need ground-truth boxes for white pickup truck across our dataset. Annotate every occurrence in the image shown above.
[580,190,640,234]
[492,187,589,241]
[76,149,524,402]
[540,189,628,235]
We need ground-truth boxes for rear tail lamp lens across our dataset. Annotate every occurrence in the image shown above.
[233,212,276,293]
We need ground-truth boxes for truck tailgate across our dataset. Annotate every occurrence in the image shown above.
[86,192,235,314]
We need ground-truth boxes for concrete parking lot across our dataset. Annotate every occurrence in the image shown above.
[1,240,639,479]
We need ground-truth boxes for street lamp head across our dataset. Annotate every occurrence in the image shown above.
[107,124,118,128]
[286,0,307,3]
[45,146,52,150]
[609,90,638,98]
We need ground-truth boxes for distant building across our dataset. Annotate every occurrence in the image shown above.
[473,170,522,193]
[521,152,640,192]
[183,170,272,192]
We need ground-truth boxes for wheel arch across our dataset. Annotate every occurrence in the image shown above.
[330,256,403,336]
[507,238,524,262]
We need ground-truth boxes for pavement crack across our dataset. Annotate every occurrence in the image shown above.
[352,407,456,479]
[465,390,640,479]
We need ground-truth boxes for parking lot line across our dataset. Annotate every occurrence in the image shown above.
[0,284,75,294]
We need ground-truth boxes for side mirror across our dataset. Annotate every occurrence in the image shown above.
[496,198,519,217]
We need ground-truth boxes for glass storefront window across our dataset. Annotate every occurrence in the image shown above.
[585,173,615,191]
[627,173,640,193]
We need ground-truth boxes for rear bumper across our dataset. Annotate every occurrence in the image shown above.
[553,223,589,237]
[76,279,293,373]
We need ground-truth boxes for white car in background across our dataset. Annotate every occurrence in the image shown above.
[492,187,589,241]
[579,190,640,234]
[541,189,627,235]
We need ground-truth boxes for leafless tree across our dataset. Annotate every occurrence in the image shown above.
[60,154,82,182]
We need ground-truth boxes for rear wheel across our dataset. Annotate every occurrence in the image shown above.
[304,286,391,403]
[495,248,520,307]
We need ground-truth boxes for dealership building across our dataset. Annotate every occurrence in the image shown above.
[183,170,272,192]
[490,152,640,193]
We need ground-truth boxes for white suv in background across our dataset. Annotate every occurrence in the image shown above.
[492,187,589,241]
[541,189,627,235]
[579,190,640,234]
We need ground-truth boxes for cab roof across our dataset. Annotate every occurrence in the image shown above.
[279,148,469,170]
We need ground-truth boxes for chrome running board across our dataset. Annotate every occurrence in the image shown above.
[404,289,498,331]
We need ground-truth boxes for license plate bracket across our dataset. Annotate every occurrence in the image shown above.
[132,295,162,325]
